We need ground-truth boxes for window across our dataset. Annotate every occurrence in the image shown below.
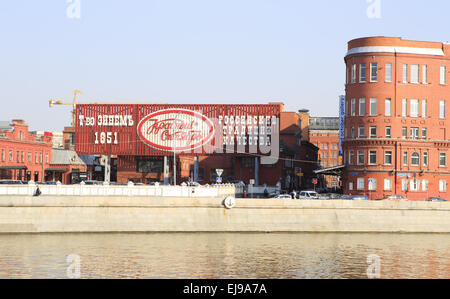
[384,151,393,165]
[403,152,408,166]
[422,65,427,84]
[348,151,354,165]
[423,152,428,166]
[385,126,392,138]
[440,100,446,119]
[369,151,377,165]
[385,63,392,82]
[349,182,354,191]
[422,100,427,118]
[346,67,350,85]
[369,98,377,116]
[410,179,420,192]
[384,179,392,191]
[28,152,31,163]
[357,178,365,190]
[402,99,408,117]
[9,151,13,162]
[285,157,294,168]
[402,64,408,83]
[402,127,408,139]
[324,143,328,150]
[137,160,163,173]
[370,126,377,139]
[410,64,419,84]
[368,178,377,191]
[411,152,420,166]
[422,128,427,140]
[39,153,43,164]
[439,180,447,192]
[385,98,391,116]
[358,126,365,138]
[16,151,19,163]
[370,63,378,82]
[440,153,447,167]
[240,157,254,168]
[359,98,365,116]
[35,153,38,164]
[410,99,419,117]
[350,127,355,139]
[402,179,408,191]
[351,64,356,83]
[440,66,446,85]
[351,99,356,116]
[410,127,419,140]
[422,180,429,192]
[357,150,365,165]
[1,149,4,162]
[360,64,366,82]
[45,154,49,164]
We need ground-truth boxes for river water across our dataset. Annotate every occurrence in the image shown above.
[0,233,449,279]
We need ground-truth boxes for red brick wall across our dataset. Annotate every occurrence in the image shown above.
[0,122,53,182]
[343,37,450,200]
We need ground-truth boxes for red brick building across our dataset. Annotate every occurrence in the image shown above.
[0,120,87,184]
[343,36,450,200]
[297,110,342,190]
[0,120,53,182]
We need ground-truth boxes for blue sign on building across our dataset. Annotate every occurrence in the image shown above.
[339,95,346,157]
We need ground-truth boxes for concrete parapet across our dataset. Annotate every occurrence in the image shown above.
[0,196,449,233]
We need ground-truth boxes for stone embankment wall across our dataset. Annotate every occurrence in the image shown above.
[0,196,449,233]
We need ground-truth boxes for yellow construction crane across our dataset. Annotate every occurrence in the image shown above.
[49,89,82,126]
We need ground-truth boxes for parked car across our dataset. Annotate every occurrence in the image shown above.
[320,193,341,200]
[0,180,24,185]
[339,195,352,200]
[425,197,447,202]
[316,194,331,200]
[82,180,103,185]
[328,193,343,200]
[380,195,408,201]
[298,191,320,199]
[273,194,293,199]
[184,182,201,187]
[349,195,369,201]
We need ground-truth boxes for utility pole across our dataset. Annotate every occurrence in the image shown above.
[173,140,177,186]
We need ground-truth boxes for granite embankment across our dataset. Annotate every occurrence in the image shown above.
[0,196,449,233]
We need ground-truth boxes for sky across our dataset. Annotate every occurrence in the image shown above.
[1,0,449,132]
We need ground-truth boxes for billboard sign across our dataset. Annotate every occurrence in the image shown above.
[75,103,281,160]
[137,109,215,152]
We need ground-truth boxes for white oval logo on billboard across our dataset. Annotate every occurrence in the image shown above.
[137,109,215,152]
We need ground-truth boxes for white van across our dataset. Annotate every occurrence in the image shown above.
[298,191,319,199]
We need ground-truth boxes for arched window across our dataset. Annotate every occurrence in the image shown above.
[411,152,420,166]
